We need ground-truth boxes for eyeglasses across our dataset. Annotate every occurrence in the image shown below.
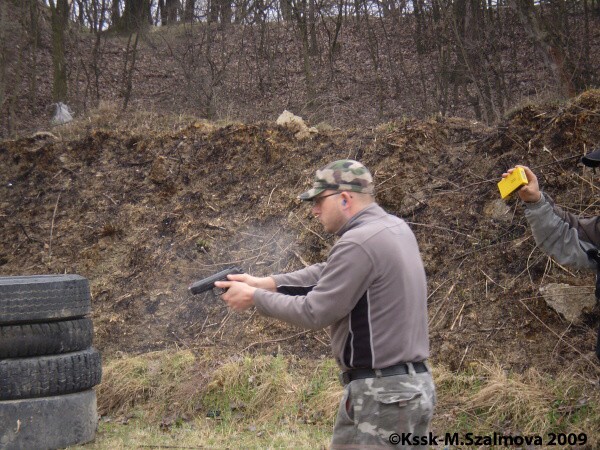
[312,192,340,206]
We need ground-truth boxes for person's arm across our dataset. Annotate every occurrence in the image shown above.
[253,241,374,330]
[225,273,276,291]
[503,165,599,269]
[524,193,598,269]
[271,262,326,295]
[215,262,327,312]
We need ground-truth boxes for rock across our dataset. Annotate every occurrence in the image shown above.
[275,110,318,140]
[539,283,596,324]
[149,156,169,184]
[51,102,73,125]
[483,199,511,221]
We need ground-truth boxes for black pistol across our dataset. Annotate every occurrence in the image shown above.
[188,267,244,295]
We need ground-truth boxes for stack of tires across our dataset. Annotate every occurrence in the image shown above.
[0,275,102,450]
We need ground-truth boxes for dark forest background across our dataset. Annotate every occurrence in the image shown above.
[1,0,599,137]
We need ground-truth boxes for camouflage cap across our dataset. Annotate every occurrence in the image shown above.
[299,160,374,201]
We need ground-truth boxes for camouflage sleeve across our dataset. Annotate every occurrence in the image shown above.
[253,241,374,330]
[524,193,598,269]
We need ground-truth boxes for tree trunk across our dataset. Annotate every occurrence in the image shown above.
[183,0,195,22]
[121,31,140,110]
[220,0,232,24]
[166,0,178,24]
[75,0,85,26]
[158,0,167,25]
[293,0,316,105]
[280,0,292,21]
[49,0,69,102]
[582,0,592,84]
[308,0,318,56]
[111,0,121,26]
[413,0,427,54]
[0,1,7,121]
[28,0,40,106]
[208,0,219,23]
[120,0,150,31]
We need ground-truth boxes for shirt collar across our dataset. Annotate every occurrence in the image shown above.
[335,203,386,236]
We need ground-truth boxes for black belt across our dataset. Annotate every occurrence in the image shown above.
[340,361,428,385]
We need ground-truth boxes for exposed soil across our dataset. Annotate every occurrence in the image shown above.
[1,91,600,378]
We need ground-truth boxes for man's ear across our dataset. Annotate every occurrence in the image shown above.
[340,192,351,207]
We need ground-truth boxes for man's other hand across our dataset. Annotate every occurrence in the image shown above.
[214,280,257,311]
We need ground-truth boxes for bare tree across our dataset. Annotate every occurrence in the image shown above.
[0,1,9,132]
[318,0,344,82]
[289,0,317,105]
[209,0,233,24]
[49,0,70,102]
[183,0,195,22]
[280,0,293,21]
[27,0,42,107]
[77,0,109,108]
[166,0,180,23]
[112,0,121,25]
[163,21,236,118]
[117,0,151,31]
[121,30,141,110]
[509,0,575,98]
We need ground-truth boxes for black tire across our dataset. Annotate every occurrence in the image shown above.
[0,390,98,450]
[0,318,94,358]
[0,348,102,401]
[0,275,91,325]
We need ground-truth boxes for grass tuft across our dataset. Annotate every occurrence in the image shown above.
[96,349,208,419]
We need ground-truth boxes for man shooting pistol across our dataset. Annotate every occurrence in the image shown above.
[212,160,435,449]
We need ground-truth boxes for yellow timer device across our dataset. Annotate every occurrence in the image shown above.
[498,167,529,199]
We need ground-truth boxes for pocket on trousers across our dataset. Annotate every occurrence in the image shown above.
[331,387,357,446]
[374,391,422,407]
[341,386,355,422]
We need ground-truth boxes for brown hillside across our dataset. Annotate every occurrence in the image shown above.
[1,92,600,378]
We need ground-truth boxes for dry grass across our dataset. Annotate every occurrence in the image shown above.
[97,350,343,426]
[433,361,600,447]
[203,355,342,424]
[299,358,342,425]
[204,354,297,421]
[48,101,223,142]
[468,363,553,433]
[96,348,215,419]
[97,350,600,449]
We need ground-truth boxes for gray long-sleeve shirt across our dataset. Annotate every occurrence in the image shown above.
[253,203,429,371]
[524,193,599,269]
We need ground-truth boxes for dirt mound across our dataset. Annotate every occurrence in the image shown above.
[1,93,600,376]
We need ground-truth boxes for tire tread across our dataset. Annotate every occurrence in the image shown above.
[0,348,102,401]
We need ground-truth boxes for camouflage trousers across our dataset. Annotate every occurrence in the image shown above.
[330,365,436,449]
